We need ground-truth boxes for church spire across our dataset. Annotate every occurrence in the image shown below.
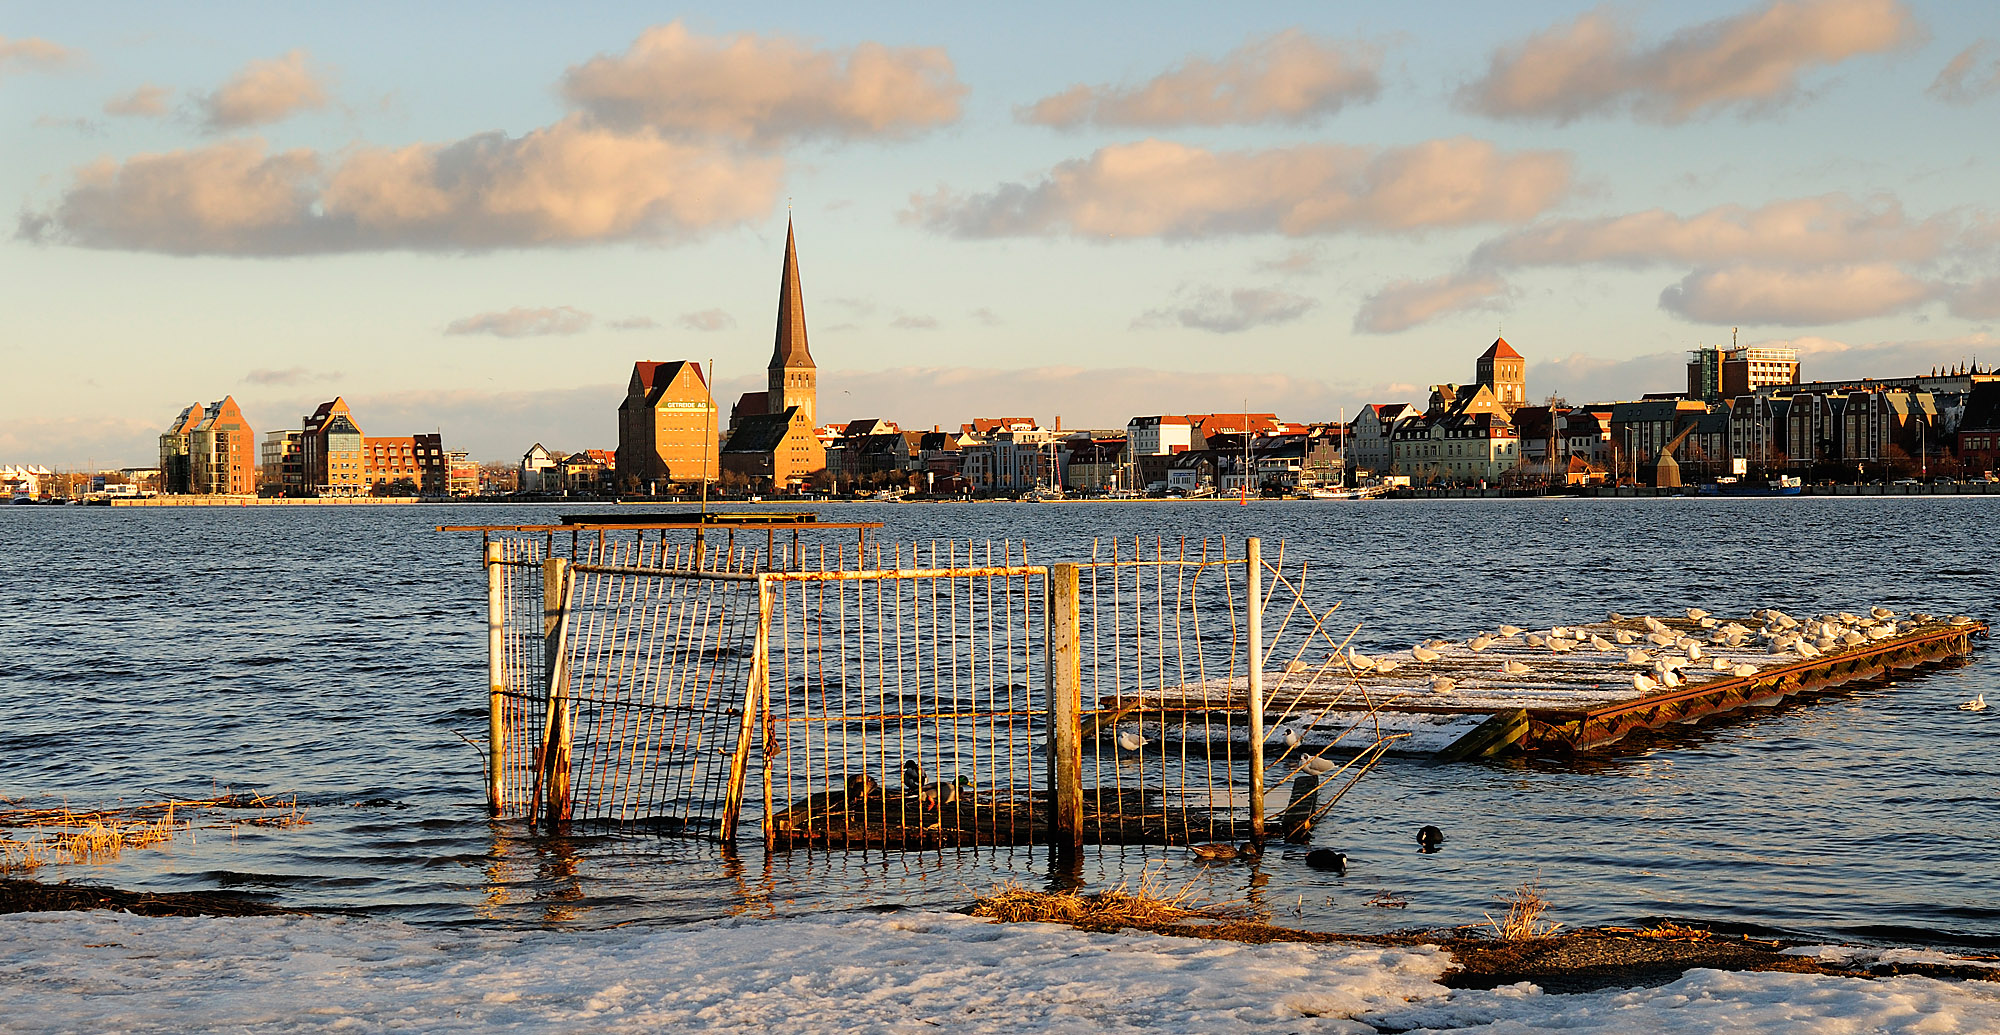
[771,217,814,372]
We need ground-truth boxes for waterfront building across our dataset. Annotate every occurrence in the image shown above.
[1391,385,1519,484]
[1349,403,1418,475]
[1475,337,1527,411]
[1838,389,1936,466]
[160,396,256,496]
[1608,398,1708,475]
[361,433,446,494]
[961,425,1061,494]
[558,450,617,495]
[721,407,826,492]
[1688,345,1802,404]
[301,398,365,497]
[1955,382,2000,475]
[446,451,480,496]
[1125,416,1196,458]
[615,360,719,493]
[0,464,54,499]
[259,429,302,496]
[519,443,559,492]
[1063,437,1127,492]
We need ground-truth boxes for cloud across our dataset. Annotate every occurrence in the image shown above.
[560,21,963,142]
[1354,271,1510,333]
[677,309,735,331]
[1256,247,1323,275]
[891,313,939,330]
[908,137,1571,240]
[607,316,659,331]
[199,50,329,130]
[245,366,340,386]
[445,306,594,337]
[105,84,172,118]
[0,414,160,468]
[1658,263,1935,324]
[22,119,784,254]
[1459,0,1919,124]
[33,115,100,135]
[1929,40,2000,104]
[968,307,1003,326]
[1950,276,2000,319]
[1471,193,1957,269]
[0,36,77,76]
[1136,287,1315,333]
[1020,29,1380,129]
[803,366,1356,429]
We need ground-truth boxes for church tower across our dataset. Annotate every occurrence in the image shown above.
[1475,337,1526,411]
[768,218,817,428]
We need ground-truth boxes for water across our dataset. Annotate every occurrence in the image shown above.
[3,499,1995,946]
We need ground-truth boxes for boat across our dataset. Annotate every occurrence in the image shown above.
[1701,476,1803,497]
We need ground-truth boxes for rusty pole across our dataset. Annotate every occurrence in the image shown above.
[1246,537,1266,843]
[1046,563,1084,855]
[485,540,505,817]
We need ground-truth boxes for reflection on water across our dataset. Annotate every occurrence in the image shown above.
[1,499,1996,947]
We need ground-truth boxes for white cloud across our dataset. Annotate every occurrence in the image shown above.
[1459,0,1919,123]
[245,366,340,386]
[22,120,784,254]
[0,36,77,76]
[445,306,594,338]
[104,84,172,118]
[1950,276,2000,319]
[1929,40,2000,104]
[908,137,1571,240]
[678,309,735,331]
[1658,264,1935,324]
[607,316,658,331]
[806,366,1354,429]
[199,50,329,130]
[561,21,963,142]
[1021,29,1380,129]
[891,314,940,330]
[968,307,1003,327]
[1354,272,1510,333]
[1472,194,1956,269]
[1135,287,1316,333]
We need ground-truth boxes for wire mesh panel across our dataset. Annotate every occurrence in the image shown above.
[544,536,763,837]
[1074,538,1394,846]
[488,535,548,820]
[759,541,1047,850]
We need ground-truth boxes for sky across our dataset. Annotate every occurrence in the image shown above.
[4,0,1999,465]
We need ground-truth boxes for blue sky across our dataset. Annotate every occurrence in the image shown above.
[4,0,1998,464]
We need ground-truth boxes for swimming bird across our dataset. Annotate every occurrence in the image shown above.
[1412,645,1442,664]
[1429,676,1456,695]
[1497,625,1523,637]
[1962,694,1988,712]
[1417,825,1445,850]
[1303,754,1336,775]
[1189,842,1241,863]
[1305,848,1347,873]
[1501,660,1530,676]
[1467,635,1494,652]
[1685,608,1709,621]
[1276,725,1302,749]
[1117,730,1147,752]
[1590,634,1615,651]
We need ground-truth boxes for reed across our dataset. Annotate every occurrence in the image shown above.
[972,866,1250,929]
[0,793,306,872]
[1484,879,1562,940]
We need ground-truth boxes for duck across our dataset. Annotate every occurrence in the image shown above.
[1412,645,1442,664]
[1117,730,1147,752]
[1305,848,1347,873]
[845,773,881,799]
[1417,825,1445,850]
[1189,842,1241,863]
[1962,694,1988,712]
[1501,660,1530,676]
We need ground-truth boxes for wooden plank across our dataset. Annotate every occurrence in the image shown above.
[1434,708,1530,762]
[1245,538,1265,844]
[541,558,574,828]
[484,540,505,817]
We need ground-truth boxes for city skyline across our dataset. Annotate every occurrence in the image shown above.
[6,1,2000,466]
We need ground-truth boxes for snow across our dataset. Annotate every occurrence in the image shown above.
[1783,944,2000,970]
[5,910,1999,1034]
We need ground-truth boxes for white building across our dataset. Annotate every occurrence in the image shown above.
[519,443,560,492]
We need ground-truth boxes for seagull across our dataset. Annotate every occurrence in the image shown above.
[1625,648,1651,666]
[1870,606,1894,620]
[1412,645,1442,664]
[1614,629,1638,645]
[1347,649,1377,672]
[1305,849,1347,873]
[1303,754,1336,775]
[1711,658,1733,672]
[1646,631,1677,646]
[1962,694,1988,712]
[1632,672,1660,692]
[1501,660,1530,676]
[1547,638,1577,653]
[1429,676,1456,694]
[1642,616,1668,633]
[1497,625,1523,637]
[1699,617,1719,629]
[1950,615,1975,627]
[1608,612,1627,622]
[1731,663,1757,677]
[1685,608,1709,621]
[1685,643,1704,662]
[1117,730,1147,752]
[1374,658,1401,674]
[1589,635,1615,651]
[1467,635,1494,652]
[1276,726,1302,749]
[1524,633,1547,648]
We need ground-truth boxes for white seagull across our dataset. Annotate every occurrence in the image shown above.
[1960,694,1987,712]
[1117,730,1147,752]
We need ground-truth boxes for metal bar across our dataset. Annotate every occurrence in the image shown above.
[723,577,770,842]
[485,541,505,816]
[1245,536,1265,843]
[542,558,576,828]
[762,564,1048,583]
[570,563,759,582]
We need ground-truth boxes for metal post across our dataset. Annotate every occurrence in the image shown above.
[1046,564,1083,855]
[1246,537,1265,843]
[726,577,770,844]
[485,540,506,817]
[542,557,573,828]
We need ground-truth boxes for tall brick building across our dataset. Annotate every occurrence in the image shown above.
[616,360,719,493]
[720,218,825,490]
[1475,337,1526,411]
[160,396,255,495]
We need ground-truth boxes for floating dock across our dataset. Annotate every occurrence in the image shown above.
[1113,610,1987,760]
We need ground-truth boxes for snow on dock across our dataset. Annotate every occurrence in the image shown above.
[1111,609,1987,759]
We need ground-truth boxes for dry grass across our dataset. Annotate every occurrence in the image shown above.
[0,792,308,873]
[972,867,1251,929]
[1484,880,1563,941]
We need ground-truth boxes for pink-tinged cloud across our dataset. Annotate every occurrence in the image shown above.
[21,119,784,254]
[909,137,1571,239]
[0,35,76,76]
[1472,194,1957,269]
[1134,287,1316,333]
[1950,277,2000,319]
[199,50,329,130]
[561,21,963,142]
[1459,0,1919,124]
[677,309,735,331]
[1354,271,1510,333]
[445,306,593,338]
[1021,29,1381,129]
[1929,40,2000,104]
[104,84,172,118]
[1658,264,1936,324]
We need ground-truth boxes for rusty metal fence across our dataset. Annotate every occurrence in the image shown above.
[478,532,1389,850]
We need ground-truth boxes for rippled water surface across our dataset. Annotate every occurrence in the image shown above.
[3,499,1995,946]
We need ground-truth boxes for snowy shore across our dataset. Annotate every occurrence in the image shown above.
[3,909,1997,1033]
